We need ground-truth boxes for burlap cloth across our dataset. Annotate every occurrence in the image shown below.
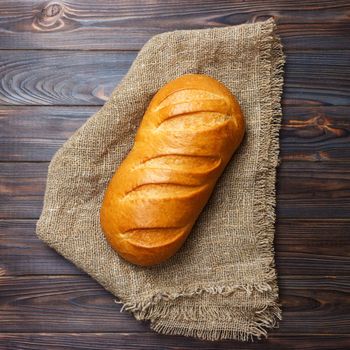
[37,18,285,341]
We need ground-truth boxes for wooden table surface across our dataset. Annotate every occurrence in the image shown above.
[0,1,349,349]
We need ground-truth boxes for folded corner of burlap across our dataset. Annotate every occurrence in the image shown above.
[36,18,285,341]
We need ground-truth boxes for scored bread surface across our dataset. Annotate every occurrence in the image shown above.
[100,74,245,266]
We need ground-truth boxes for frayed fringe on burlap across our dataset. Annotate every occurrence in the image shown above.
[150,305,282,341]
[119,280,281,341]
[254,13,285,321]
[133,299,281,324]
[243,17,285,342]
[119,279,277,315]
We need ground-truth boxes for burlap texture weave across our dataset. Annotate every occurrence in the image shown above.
[37,18,285,341]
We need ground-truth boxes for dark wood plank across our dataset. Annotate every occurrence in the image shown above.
[278,161,350,199]
[0,220,81,276]
[0,51,349,106]
[282,51,350,106]
[0,275,348,333]
[1,160,350,219]
[276,161,350,219]
[276,219,350,247]
[0,51,136,106]
[277,218,350,276]
[0,106,94,139]
[0,1,349,50]
[1,106,349,162]
[0,106,97,161]
[0,275,149,333]
[1,219,349,276]
[280,106,350,162]
[0,163,46,219]
[0,333,349,350]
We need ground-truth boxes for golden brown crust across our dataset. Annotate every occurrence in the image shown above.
[100,74,245,266]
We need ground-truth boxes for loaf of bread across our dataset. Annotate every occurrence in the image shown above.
[100,74,245,266]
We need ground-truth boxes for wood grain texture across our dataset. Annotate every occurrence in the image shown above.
[1,333,349,350]
[0,1,349,347]
[1,160,350,219]
[0,51,135,106]
[0,51,349,106]
[1,219,349,276]
[280,106,350,162]
[0,275,348,334]
[0,106,97,161]
[0,0,349,50]
[1,106,349,162]
[277,162,350,213]
[0,220,81,276]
